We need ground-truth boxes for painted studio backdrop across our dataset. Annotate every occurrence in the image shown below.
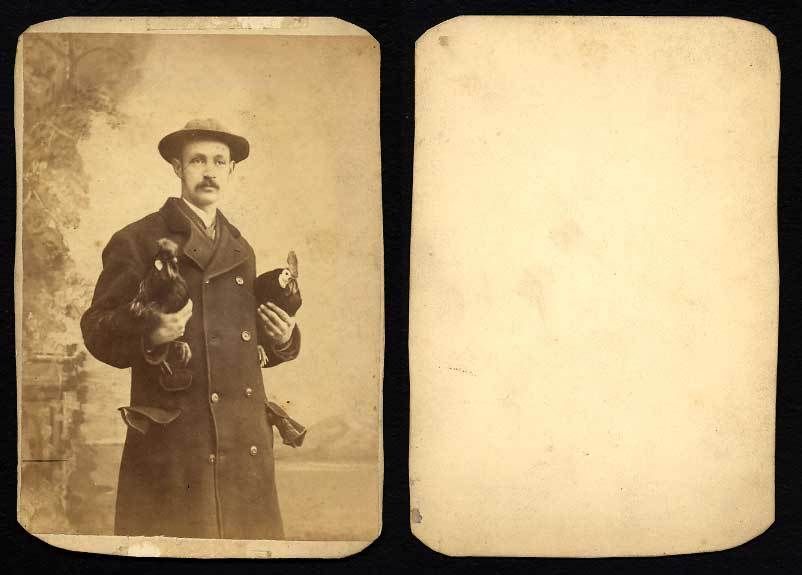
[18,31,382,540]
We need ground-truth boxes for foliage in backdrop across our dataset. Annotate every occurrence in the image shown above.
[21,34,150,358]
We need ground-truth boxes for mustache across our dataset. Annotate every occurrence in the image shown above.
[195,179,219,191]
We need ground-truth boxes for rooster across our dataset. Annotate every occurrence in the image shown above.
[130,238,192,375]
[254,250,302,366]
[255,250,302,315]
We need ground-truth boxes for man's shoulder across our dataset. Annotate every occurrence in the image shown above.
[105,210,168,251]
[122,210,166,233]
[217,211,253,251]
[233,227,255,257]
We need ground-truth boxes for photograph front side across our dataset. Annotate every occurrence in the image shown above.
[17,25,382,547]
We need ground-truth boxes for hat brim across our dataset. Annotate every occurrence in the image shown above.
[158,129,250,163]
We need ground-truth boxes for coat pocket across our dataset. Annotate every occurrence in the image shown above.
[158,367,193,392]
[142,339,193,391]
[119,405,182,434]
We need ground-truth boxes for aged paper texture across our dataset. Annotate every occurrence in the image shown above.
[16,16,382,558]
[410,16,779,557]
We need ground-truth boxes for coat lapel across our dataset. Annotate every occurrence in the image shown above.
[159,198,205,270]
[159,198,247,276]
[204,210,248,280]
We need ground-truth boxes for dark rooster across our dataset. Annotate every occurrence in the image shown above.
[130,238,192,375]
[254,250,302,316]
[254,250,302,368]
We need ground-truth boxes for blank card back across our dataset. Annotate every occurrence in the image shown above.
[409,16,779,557]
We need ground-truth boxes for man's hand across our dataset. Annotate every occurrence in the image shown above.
[258,302,296,347]
[148,299,193,346]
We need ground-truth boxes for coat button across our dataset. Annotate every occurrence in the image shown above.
[235,276,244,285]
[249,445,258,456]
[208,454,216,464]
[211,392,220,403]
[245,387,253,397]
[241,330,252,342]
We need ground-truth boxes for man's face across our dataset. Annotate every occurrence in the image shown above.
[171,139,235,209]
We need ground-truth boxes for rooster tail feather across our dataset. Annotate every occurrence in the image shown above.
[129,280,149,317]
[129,300,143,316]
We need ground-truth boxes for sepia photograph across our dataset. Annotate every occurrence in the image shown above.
[15,17,382,558]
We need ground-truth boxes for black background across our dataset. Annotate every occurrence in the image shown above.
[2,1,801,573]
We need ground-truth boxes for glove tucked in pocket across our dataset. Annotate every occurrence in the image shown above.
[265,401,307,448]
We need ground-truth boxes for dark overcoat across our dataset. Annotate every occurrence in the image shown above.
[80,197,300,539]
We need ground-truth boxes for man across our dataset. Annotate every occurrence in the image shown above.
[80,118,300,539]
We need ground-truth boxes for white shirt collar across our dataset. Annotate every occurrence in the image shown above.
[181,198,217,228]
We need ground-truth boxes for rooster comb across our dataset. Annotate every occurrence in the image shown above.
[287,250,299,278]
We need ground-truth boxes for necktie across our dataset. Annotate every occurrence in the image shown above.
[203,219,216,241]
